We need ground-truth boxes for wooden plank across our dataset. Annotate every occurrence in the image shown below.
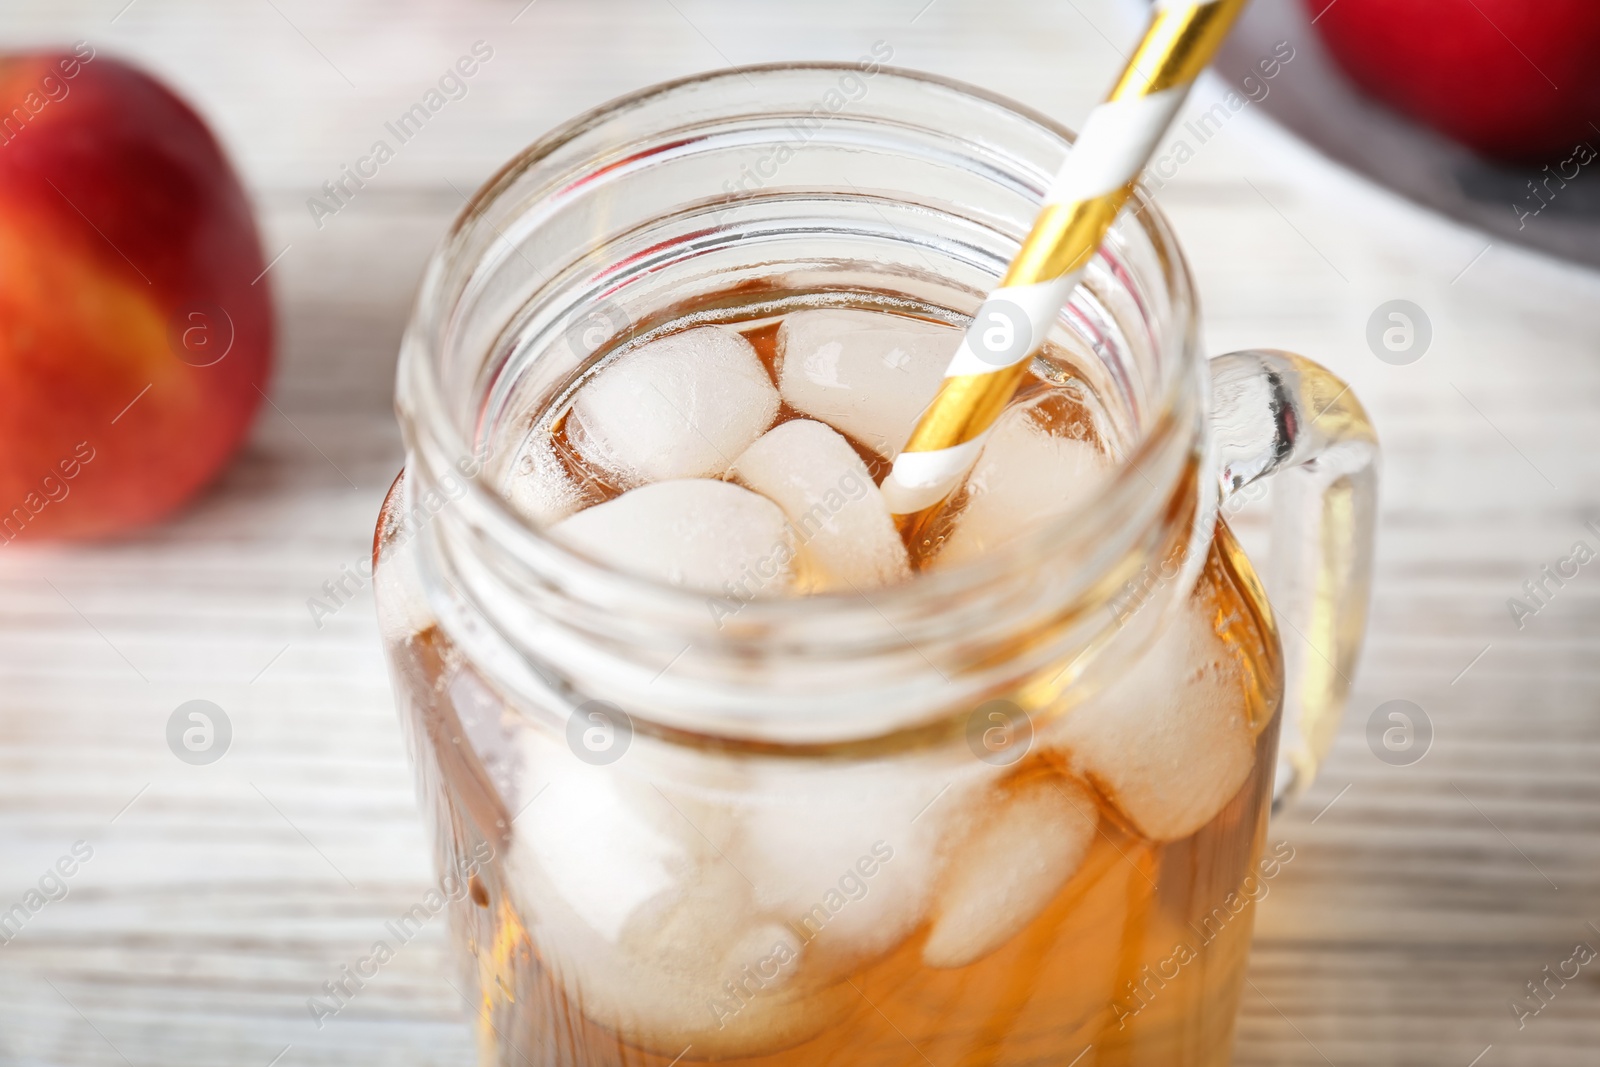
[1,0,1597,1064]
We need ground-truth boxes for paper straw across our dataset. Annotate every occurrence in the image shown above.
[881,0,1249,517]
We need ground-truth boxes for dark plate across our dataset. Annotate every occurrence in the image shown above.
[1208,0,1600,268]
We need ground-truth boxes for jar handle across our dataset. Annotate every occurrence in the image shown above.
[1209,350,1380,806]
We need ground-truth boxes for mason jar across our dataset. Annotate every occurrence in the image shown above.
[375,62,1377,1067]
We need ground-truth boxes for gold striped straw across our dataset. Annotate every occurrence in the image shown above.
[881,0,1250,519]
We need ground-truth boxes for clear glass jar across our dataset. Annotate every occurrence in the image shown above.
[375,63,1377,1067]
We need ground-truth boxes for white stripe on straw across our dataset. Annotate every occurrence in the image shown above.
[881,0,1245,518]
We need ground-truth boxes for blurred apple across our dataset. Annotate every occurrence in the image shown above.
[0,46,271,542]
[1308,0,1600,163]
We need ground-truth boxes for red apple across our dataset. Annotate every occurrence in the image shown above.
[1308,0,1600,162]
[0,45,271,542]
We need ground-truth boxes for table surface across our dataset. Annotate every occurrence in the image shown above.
[2,2,1597,1065]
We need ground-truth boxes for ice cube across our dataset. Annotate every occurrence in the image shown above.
[775,308,951,457]
[921,773,1098,969]
[503,737,855,1057]
[937,397,1112,567]
[729,420,909,591]
[503,432,588,527]
[1053,590,1257,842]
[569,325,780,487]
[515,756,687,943]
[549,479,794,596]
[730,762,953,976]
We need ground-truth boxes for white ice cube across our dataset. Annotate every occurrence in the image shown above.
[503,736,855,1057]
[569,325,780,487]
[503,432,588,527]
[776,308,951,457]
[937,398,1112,567]
[550,479,794,596]
[1054,592,1258,842]
[516,757,686,943]
[730,420,909,592]
[921,774,1098,969]
[730,762,954,977]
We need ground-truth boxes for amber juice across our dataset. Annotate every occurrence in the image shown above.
[375,296,1283,1067]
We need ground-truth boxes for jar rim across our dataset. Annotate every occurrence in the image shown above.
[398,60,1205,640]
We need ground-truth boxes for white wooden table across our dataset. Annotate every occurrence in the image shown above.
[1,2,1596,1065]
